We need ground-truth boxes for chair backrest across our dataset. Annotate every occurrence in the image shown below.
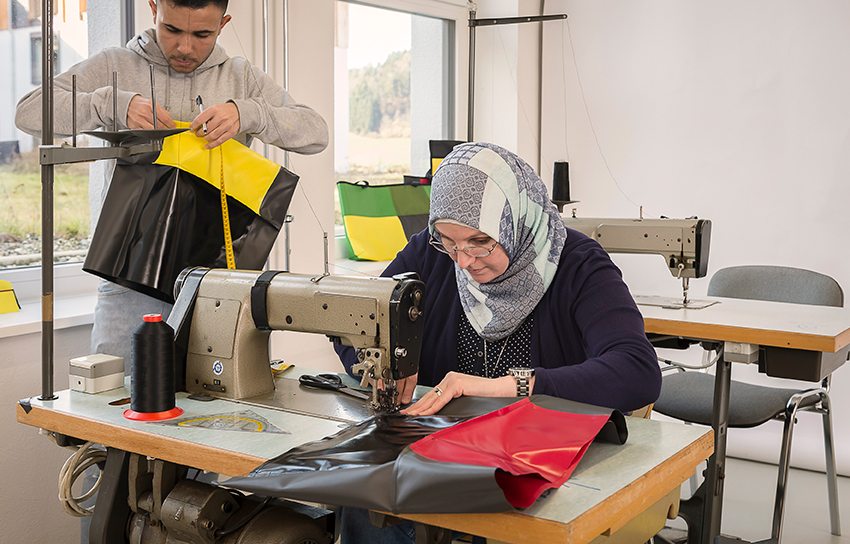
[708,265,843,308]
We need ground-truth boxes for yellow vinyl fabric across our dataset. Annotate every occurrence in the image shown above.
[154,122,279,215]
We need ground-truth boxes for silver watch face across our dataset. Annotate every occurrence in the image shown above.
[510,367,535,379]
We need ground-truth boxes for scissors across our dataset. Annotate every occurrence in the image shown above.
[298,373,370,401]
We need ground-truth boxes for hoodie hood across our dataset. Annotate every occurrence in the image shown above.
[127,29,231,73]
[126,29,232,115]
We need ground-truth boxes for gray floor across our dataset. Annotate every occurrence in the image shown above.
[665,456,850,543]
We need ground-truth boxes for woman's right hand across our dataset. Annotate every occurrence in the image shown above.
[374,373,419,407]
[395,373,419,405]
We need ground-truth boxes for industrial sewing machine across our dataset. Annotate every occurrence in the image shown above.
[167,267,426,412]
[563,213,712,308]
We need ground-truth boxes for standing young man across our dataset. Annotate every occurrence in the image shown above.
[16,0,329,366]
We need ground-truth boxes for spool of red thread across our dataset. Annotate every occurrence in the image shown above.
[124,314,183,421]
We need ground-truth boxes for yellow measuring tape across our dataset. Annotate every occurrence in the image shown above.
[218,146,236,269]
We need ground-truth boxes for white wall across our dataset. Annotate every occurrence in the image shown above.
[1,325,94,543]
[535,1,850,475]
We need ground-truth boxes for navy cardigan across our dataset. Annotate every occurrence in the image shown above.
[336,228,660,412]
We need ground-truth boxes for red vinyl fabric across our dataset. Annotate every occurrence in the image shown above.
[410,398,610,508]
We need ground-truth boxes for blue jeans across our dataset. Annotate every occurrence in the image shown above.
[90,281,173,373]
[339,506,417,544]
[338,507,485,544]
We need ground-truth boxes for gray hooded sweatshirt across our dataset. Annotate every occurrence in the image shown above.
[15,29,328,226]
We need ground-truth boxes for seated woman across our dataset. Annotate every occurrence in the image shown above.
[334,142,660,543]
[336,141,660,414]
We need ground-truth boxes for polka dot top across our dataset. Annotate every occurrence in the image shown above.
[457,311,533,378]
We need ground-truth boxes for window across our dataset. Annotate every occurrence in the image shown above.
[333,1,455,226]
[1,0,130,283]
[30,32,60,85]
[13,0,40,29]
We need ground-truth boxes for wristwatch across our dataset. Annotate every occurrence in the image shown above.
[509,367,535,397]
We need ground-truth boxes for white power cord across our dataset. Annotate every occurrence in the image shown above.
[57,440,108,517]
[658,345,723,371]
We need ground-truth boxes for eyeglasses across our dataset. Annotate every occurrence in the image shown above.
[429,235,499,258]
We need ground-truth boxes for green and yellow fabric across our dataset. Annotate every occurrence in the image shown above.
[338,181,431,261]
[429,140,465,176]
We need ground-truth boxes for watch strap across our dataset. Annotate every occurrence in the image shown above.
[515,375,531,397]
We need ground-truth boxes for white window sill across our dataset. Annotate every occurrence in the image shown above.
[0,263,98,339]
[332,257,391,277]
[0,293,96,339]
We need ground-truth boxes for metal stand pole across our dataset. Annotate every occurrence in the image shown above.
[40,0,57,401]
[467,3,476,141]
[282,0,292,272]
[465,3,566,145]
[262,0,270,161]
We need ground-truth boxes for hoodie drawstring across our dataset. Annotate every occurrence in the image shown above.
[191,70,196,114]
[165,65,171,112]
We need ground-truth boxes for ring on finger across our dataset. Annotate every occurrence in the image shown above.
[434,386,443,397]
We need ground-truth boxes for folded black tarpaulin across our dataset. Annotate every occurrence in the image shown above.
[222,395,627,514]
[83,126,298,303]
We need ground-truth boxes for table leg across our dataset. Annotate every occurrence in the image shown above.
[89,448,131,544]
[678,355,731,544]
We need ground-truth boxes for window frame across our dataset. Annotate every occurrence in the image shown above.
[0,0,135,301]
[345,0,468,139]
[332,0,467,252]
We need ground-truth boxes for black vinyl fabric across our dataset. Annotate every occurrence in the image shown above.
[83,152,298,303]
[221,395,626,514]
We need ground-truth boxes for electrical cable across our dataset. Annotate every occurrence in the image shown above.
[659,346,723,371]
[486,19,569,190]
[495,27,543,163]
[563,18,645,213]
[57,441,107,517]
[559,20,569,164]
[214,495,273,539]
[226,19,328,237]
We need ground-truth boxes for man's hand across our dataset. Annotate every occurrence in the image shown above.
[190,102,240,149]
[127,95,176,130]
[400,372,518,416]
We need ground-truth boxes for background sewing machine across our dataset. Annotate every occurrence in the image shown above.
[551,162,711,308]
[563,213,712,308]
[168,267,426,411]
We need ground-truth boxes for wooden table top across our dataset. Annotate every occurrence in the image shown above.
[637,295,850,352]
[17,374,712,544]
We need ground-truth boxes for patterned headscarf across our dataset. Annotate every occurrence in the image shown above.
[429,142,567,341]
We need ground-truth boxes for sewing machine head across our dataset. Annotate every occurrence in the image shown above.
[563,215,711,306]
[168,268,426,411]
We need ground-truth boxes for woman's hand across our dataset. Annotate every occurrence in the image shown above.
[395,373,419,405]
[373,373,419,407]
[400,372,518,416]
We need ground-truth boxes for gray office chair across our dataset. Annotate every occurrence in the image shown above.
[653,265,842,543]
